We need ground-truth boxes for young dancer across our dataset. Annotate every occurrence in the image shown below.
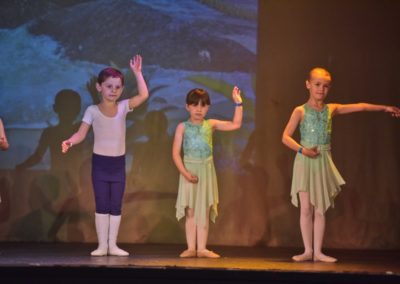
[0,117,9,204]
[282,67,400,262]
[0,118,9,151]
[62,55,149,256]
[173,87,243,258]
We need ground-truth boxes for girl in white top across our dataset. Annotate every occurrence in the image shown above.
[62,55,148,256]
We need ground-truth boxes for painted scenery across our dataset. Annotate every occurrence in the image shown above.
[0,0,258,245]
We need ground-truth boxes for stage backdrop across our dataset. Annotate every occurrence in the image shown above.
[256,0,400,249]
[0,0,258,245]
[1,0,399,250]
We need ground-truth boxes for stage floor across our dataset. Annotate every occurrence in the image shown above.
[0,242,399,283]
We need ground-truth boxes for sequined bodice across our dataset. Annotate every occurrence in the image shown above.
[183,120,213,159]
[300,104,332,145]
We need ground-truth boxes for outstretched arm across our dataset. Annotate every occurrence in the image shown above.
[172,123,198,183]
[331,103,400,117]
[209,86,243,131]
[0,119,9,151]
[128,55,149,109]
[282,107,319,158]
[61,122,90,153]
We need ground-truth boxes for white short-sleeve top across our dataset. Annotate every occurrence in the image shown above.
[82,99,133,156]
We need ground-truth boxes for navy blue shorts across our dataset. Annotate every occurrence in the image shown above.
[91,153,126,215]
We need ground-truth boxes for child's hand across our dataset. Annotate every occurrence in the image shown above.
[0,137,9,150]
[302,146,320,158]
[130,54,142,74]
[232,86,242,104]
[385,106,400,118]
[61,140,72,154]
[184,172,199,184]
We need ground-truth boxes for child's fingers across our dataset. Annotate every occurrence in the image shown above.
[232,86,242,103]
[61,141,72,153]
[187,174,198,184]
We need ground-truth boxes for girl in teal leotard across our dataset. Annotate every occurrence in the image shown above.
[173,87,243,258]
[282,67,400,262]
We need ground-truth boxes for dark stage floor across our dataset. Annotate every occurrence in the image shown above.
[0,242,399,283]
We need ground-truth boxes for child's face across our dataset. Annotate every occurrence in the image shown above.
[306,74,331,102]
[186,103,209,121]
[96,77,124,102]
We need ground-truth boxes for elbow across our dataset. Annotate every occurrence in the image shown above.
[142,89,149,100]
[1,144,9,151]
[234,122,242,130]
[358,103,367,111]
[281,135,287,145]
[172,152,180,163]
[232,120,242,130]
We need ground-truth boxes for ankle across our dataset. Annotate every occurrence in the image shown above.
[301,249,312,255]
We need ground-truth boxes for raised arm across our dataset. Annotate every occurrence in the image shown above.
[209,86,243,131]
[128,55,149,109]
[0,119,9,151]
[172,123,198,183]
[282,107,319,158]
[331,103,400,117]
[61,122,90,153]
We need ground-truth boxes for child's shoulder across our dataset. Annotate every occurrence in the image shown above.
[85,104,97,111]
[175,121,186,130]
[293,104,305,113]
[117,98,129,104]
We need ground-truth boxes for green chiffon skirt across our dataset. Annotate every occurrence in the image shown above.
[176,156,219,226]
[291,142,345,214]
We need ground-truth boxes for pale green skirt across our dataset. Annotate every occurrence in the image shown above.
[291,143,345,214]
[175,156,218,226]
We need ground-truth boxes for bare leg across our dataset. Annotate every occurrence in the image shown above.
[292,192,313,262]
[197,208,210,251]
[180,208,196,257]
[197,207,219,258]
[313,210,337,262]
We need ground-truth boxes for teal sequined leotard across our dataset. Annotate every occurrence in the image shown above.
[175,120,219,225]
[291,104,345,214]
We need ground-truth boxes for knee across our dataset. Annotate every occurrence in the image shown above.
[110,207,122,216]
[95,206,110,214]
[95,195,111,214]
[186,208,195,218]
[300,206,313,218]
[314,210,325,220]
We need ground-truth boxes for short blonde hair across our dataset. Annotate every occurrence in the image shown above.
[309,67,332,81]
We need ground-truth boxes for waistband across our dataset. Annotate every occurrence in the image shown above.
[183,156,213,164]
[300,141,331,151]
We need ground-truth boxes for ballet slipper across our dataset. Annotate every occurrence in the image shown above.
[179,249,197,258]
[313,253,337,263]
[108,215,129,256]
[292,252,313,262]
[197,249,220,258]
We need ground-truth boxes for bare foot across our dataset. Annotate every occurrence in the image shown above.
[314,253,337,263]
[292,252,313,262]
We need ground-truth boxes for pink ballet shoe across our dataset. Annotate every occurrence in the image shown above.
[197,249,220,258]
[179,249,197,258]
[292,252,313,262]
[313,253,337,263]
